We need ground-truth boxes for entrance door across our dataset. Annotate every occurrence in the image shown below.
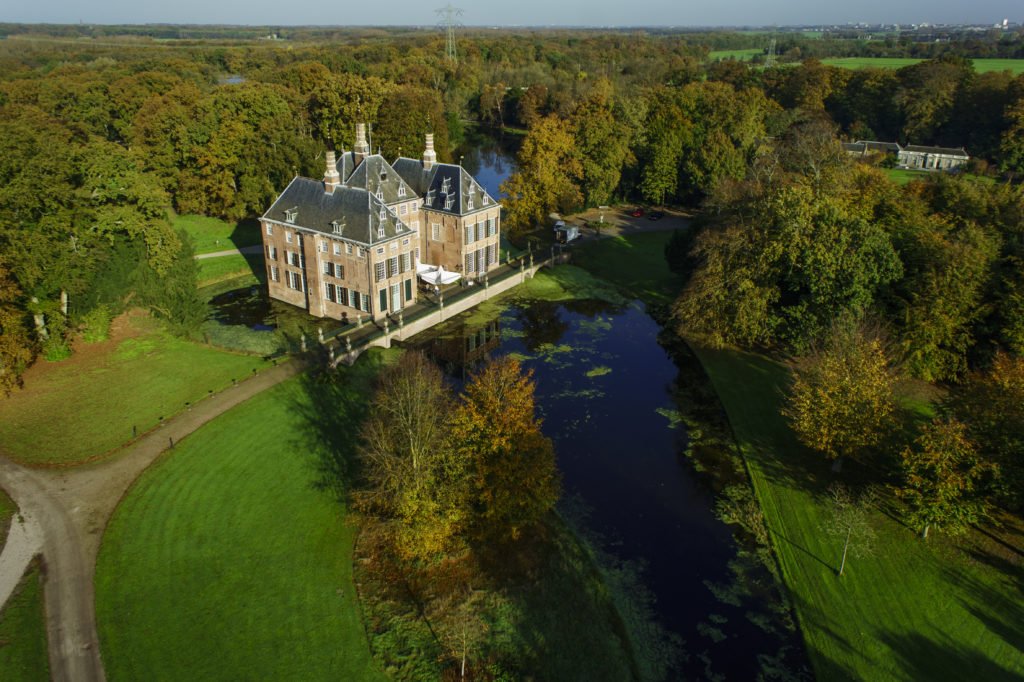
[390,283,402,312]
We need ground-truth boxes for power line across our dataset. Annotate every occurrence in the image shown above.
[436,4,463,64]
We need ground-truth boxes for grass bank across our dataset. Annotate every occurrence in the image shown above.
[692,346,1024,681]
[572,231,681,307]
[0,314,269,465]
[95,362,389,681]
[0,563,49,682]
[0,490,13,548]
[821,57,1024,75]
[197,252,264,287]
[174,214,260,255]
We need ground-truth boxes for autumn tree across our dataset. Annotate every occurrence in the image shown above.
[569,79,634,206]
[449,356,560,543]
[0,260,33,393]
[355,352,467,563]
[372,85,449,161]
[500,115,582,232]
[999,98,1024,177]
[783,320,897,470]
[896,418,996,540]
[822,485,877,577]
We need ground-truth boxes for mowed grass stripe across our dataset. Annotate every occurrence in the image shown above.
[96,375,385,681]
[693,346,1024,681]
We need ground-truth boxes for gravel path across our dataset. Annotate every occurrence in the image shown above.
[0,358,302,682]
[0,502,43,608]
[195,245,263,260]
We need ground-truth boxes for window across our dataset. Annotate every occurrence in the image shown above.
[349,289,359,309]
[325,282,336,302]
[376,247,384,255]
[441,177,451,194]
[375,189,383,200]
[345,243,353,255]
[361,293,370,313]
[266,245,277,260]
[387,257,398,278]
[375,262,386,282]
[323,262,335,277]
[467,195,474,210]
[377,226,385,239]
[338,286,349,306]
[401,252,411,273]
[357,247,366,258]
[319,241,328,253]
[265,223,273,236]
[465,253,475,273]
[488,217,496,237]
[379,289,387,314]
[286,231,293,244]
[483,195,490,205]
[335,264,344,278]
[402,238,410,246]
[415,247,420,262]
[398,184,406,198]
[464,222,474,245]
[405,278,413,303]
[400,204,408,216]
[444,195,455,211]
[333,242,342,256]
[426,190,435,206]
[379,206,386,220]
[270,265,280,282]
[331,221,342,235]
[287,271,303,291]
[431,223,440,241]
[488,243,497,267]
[285,209,297,223]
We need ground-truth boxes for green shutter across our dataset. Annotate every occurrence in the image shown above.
[379,289,387,313]
[405,278,412,302]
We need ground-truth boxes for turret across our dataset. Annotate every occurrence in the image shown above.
[422,133,437,170]
[324,149,341,192]
[354,123,370,164]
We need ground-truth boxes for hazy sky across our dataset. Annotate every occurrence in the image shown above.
[3,0,1020,28]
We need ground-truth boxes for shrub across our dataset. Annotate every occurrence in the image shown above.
[81,305,112,343]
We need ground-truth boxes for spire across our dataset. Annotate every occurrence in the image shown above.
[323,149,341,193]
[354,123,370,164]
[423,133,436,170]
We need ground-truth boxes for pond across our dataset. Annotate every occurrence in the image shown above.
[409,297,805,680]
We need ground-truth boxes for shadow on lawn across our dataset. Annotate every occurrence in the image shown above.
[942,557,1024,661]
[229,217,262,251]
[879,631,1023,682]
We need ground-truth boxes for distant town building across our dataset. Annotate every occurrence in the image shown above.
[842,140,970,171]
[261,124,500,322]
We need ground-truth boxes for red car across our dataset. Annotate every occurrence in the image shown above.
[630,207,645,218]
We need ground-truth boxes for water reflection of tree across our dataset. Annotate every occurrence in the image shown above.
[424,319,502,379]
[517,300,570,351]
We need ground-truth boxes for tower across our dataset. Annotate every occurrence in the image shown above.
[436,4,463,64]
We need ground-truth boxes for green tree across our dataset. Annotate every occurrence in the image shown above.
[355,352,467,563]
[449,356,560,543]
[896,418,996,539]
[999,98,1024,177]
[569,80,634,206]
[500,115,582,232]
[0,261,33,394]
[822,485,877,577]
[372,85,449,161]
[783,320,897,470]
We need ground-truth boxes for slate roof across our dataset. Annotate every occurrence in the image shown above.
[843,142,867,153]
[342,154,416,206]
[262,177,413,247]
[901,145,969,157]
[392,158,495,216]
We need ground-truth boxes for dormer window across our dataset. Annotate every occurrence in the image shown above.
[331,220,343,235]
[284,208,298,223]
[441,177,451,194]
[398,184,406,198]
[483,195,490,205]
[467,196,474,210]
[379,206,386,220]
[426,190,435,206]
[376,188,383,201]
[445,195,455,211]
[377,225,385,239]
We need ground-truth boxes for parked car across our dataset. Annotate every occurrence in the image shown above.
[630,207,645,218]
[647,210,665,221]
[554,220,580,243]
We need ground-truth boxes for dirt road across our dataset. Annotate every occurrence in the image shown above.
[0,359,302,682]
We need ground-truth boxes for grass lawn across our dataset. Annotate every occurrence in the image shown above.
[692,345,1024,681]
[173,214,261,255]
[0,563,49,682]
[96,359,391,681]
[822,57,1024,75]
[883,168,932,185]
[572,231,682,306]
[197,252,265,287]
[0,315,269,465]
[709,48,763,61]
[0,490,13,548]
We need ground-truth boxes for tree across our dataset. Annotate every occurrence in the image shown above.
[896,418,996,539]
[569,81,634,207]
[500,115,582,232]
[355,352,467,562]
[822,484,877,577]
[999,98,1024,177]
[448,356,560,543]
[0,260,33,394]
[783,320,896,470]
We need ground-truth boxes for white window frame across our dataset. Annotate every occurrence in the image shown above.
[431,223,440,241]
[265,223,273,235]
[333,242,342,256]
[286,231,293,244]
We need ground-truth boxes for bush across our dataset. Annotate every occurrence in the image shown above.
[81,305,112,343]
[42,338,72,362]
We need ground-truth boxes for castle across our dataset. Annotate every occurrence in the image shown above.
[260,124,501,322]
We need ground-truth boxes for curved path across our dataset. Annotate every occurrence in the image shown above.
[0,359,302,682]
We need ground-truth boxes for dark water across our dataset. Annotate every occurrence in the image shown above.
[411,299,795,680]
[454,127,519,200]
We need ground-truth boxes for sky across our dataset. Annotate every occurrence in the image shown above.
[2,0,1021,28]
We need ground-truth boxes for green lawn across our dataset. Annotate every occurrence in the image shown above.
[692,346,1024,681]
[197,252,265,286]
[0,490,13,548]
[174,214,261,255]
[96,361,391,681]
[709,48,763,61]
[572,231,682,306]
[883,168,932,185]
[822,57,1024,75]
[0,318,269,465]
[0,564,50,682]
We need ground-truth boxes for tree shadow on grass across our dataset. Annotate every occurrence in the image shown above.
[940,557,1024,664]
[287,351,388,500]
[229,217,262,251]
[878,630,1023,682]
[784,591,863,682]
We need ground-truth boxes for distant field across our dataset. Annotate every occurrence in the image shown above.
[173,214,260,255]
[822,57,1024,75]
[709,48,763,61]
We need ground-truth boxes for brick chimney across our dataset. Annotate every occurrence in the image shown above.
[324,149,341,192]
[354,123,370,164]
[422,133,437,170]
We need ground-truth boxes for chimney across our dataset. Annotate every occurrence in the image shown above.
[354,123,370,164]
[423,133,436,170]
[324,149,341,192]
